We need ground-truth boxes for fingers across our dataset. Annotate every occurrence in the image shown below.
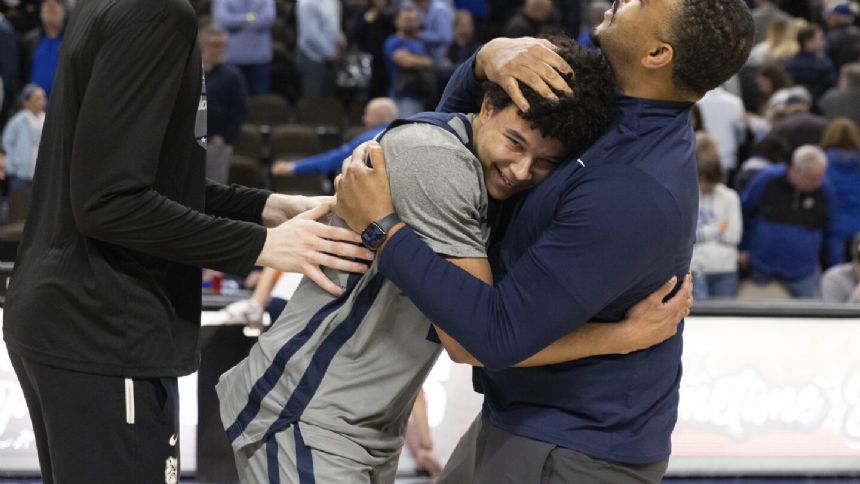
[304,267,344,296]
[311,251,370,274]
[651,276,678,302]
[320,237,375,261]
[534,44,575,79]
[502,77,530,112]
[319,223,364,244]
[367,142,386,174]
[294,201,331,221]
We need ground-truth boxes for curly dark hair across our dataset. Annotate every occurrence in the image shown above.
[481,35,617,159]
[668,0,754,97]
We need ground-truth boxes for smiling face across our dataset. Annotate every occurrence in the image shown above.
[472,99,567,200]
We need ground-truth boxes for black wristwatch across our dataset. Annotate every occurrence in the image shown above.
[361,213,401,251]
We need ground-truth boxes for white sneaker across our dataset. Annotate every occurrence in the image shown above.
[211,298,263,326]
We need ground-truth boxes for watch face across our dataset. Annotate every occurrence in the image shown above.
[361,223,386,250]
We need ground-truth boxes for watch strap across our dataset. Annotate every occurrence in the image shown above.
[375,213,401,233]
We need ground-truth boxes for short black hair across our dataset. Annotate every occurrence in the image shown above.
[481,35,616,159]
[668,0,754,97]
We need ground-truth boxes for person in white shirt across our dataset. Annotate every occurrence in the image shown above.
[692,133,743,298]
[1,83,45,192]
[697,86,746,174]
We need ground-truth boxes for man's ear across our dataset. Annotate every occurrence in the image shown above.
[642,41,674,70]
[478,95,495,120]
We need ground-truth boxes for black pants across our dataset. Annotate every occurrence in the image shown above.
[8,349,179,484]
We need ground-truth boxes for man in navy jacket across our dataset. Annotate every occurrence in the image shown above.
[334,0,755,482]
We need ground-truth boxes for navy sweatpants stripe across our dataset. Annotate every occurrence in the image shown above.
[294,425,316,484]
[227,273,362,442]
[266,433,280,484]
[264,273,387,437]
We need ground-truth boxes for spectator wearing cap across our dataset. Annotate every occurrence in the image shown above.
[1,84,45,192]
[741,145,843,298]
[768,86,830,155]
[824,2,860,72]
[820,62,860,129]
[213,0,275,96]
[21,0,65,97]
[784,23,837,104]
[821,117,860,256]
[821,232,860,302]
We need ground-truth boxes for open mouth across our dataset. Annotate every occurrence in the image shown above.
[496,166,516,190]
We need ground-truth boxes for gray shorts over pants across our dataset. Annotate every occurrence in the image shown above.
[234,425,399,484]
[438,413,669,484]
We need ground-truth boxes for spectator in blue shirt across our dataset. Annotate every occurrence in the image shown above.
[270,97,397,177]
[741,145,843,298]
[333,1,755,481]
[21,0,65,98]
[821,117,860,258]
[384,6,435,117]
[213,0,275,96]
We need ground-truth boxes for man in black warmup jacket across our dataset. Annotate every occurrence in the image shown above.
[2,1,372,482]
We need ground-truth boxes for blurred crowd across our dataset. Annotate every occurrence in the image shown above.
[1,0,860,303]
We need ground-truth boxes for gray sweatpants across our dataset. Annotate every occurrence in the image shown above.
[234,425,399,484]
[438,413,669,484]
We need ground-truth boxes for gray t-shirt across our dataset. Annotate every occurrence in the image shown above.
[821,263,860,303]
[217,116,489,466]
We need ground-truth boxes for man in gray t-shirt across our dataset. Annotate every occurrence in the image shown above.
[217,41,684,483]
[822,232,860,302]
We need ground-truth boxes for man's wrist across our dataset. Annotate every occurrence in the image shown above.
[474,47,488,80]
[377,222,406,254]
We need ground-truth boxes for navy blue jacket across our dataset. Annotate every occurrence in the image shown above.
[377,56,697,464]
[741,164,842,279]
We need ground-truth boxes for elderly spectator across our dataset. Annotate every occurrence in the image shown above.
[1,84,45,192]
[295,0,344,98]
[414,0,454,68]
[504,0,557,38]
[821,117,860,256]
[200,24,247,184]
[213,0,275,96]
[21,0,65,97]
[692,133,743,299]
[271,97,397,176]
[823,2,860,71]
[384,6,434,117]
[752,0,792,45]
[821,231,860,302]
[820,62,860,128]
[741,145,843,298]
[784,23,837,104]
